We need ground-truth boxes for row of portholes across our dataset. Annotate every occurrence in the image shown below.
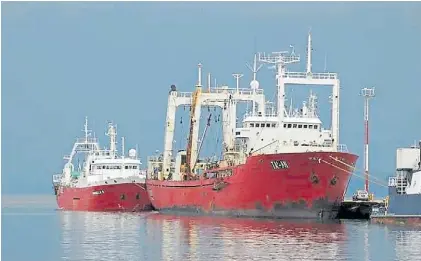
[120,193,141,200]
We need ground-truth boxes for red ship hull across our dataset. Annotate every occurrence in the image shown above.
[146,152,358,219]
[55,182,153,212]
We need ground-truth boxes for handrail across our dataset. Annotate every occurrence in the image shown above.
[283,72,338,80]
[388,176,397,187]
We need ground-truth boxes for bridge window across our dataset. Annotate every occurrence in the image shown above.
[256,123,260,127]
[298,124,302,128]
[304,125,308,129]
[309,125,313,129]
[293,124,297,128]
[96,165,123,170]
[314,125,318,129]
[250,123,255,127]
[271,123,276,127]
[266,123,270,127]
[283,124,287,128]
[287,124,292,128]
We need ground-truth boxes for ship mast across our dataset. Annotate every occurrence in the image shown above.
[185,63,203,179]
[83,116,91,143]
[246,54,263,116]
[106,122,117,158]
[258,47,300,125]
[306,29,313,75]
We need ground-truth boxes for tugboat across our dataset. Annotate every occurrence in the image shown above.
[146,32,358,219]
[52,117,153,212]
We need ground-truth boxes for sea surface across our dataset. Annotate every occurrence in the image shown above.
[2,195,421,261]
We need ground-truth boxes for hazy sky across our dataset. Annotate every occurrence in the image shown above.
[2,2,421,196]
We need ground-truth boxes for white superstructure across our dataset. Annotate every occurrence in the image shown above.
[389,141,421,195]
[148,31,349,181]
[53,117,146,188]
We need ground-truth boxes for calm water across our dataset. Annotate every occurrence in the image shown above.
[2,195,421,261]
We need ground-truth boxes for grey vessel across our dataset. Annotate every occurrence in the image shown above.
[387,140,421,215]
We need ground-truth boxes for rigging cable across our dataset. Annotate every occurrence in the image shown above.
[321,157,388,188]
[328,156,389,186]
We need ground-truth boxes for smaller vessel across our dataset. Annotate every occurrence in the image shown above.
[52,117,152,212]
[386,140,421,215]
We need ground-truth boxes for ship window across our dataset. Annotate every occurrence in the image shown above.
[304,125,308,128]
[266,123,270,127]
[125,166,128,169]
[293,124,297,128]
[298,125,302,128]
[136,193,140,200]
[256,123,260,127]
[271,123,276,127]
[314,125,318,129]
[120,194,126,200]
[287,124,292,128]
[250,123,254,127]
[236,131,240,135]
[106,166,110,169]
[283,124,287,128]
[309,125,313,129]
[133,166,138,169]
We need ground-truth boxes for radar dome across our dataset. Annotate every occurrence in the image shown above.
[250,80,259,90]
[128,149,137,158]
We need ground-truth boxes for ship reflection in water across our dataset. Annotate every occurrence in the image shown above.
[6,196,421,261]
[57,210,421,261]
[60,211,348,261]
[150,214,346,261]
[389,227,421,261]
